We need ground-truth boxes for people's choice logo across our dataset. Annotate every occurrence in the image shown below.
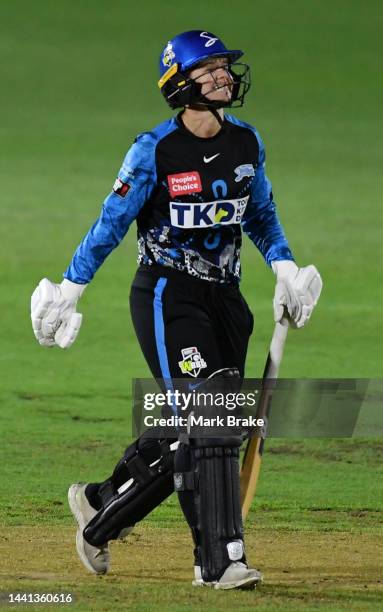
[167,171,202,197]
[170,196,249,229]
[178,347,207,377]
[200,32,218,47]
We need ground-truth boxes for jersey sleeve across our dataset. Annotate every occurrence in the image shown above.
[63,132,157,284]
[241,130,294,266]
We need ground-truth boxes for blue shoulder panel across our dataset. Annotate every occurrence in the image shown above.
[226,114,294,266]
[64,118,178,284]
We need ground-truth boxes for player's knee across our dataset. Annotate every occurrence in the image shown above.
[187,367,243,448]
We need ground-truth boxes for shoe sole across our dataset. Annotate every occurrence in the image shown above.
[192,574,262,590]
[68,484,107,575]
[214,574,262,590]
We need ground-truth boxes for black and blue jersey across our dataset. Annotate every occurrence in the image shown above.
[64,113,294,284]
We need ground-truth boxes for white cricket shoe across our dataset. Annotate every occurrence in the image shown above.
[68,483,110,575]
[193,562,262,590]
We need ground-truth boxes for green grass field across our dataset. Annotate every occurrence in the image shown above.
[1,1,382,610]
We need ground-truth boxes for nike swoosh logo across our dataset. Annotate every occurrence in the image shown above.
[203,153,220,163]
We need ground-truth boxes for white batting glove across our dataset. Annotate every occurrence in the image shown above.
[31,278,87,348]
[272,260,323,328]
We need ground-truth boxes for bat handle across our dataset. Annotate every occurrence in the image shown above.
[269,317,289,372]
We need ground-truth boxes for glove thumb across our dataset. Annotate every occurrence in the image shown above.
[55,312,83,349]
[273,282,287,322]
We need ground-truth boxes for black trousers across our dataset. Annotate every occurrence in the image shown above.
[129,265,254,382]
[86,266,254,515]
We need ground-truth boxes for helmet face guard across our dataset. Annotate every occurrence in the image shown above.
[159,61,251,110]
[158,30,251,110]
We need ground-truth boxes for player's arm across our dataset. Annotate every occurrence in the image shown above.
[31,133,157,348]
[241,131,322,328]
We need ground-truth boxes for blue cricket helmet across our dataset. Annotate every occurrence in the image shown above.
[159,30,243,77]
[158,30,250,110]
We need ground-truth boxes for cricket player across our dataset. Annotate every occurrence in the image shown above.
[31,30,322,589]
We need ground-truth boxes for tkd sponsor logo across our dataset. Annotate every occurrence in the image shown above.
[169,196,249,229]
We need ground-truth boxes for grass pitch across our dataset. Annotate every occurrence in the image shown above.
[1,526,381,611]
[1,0,382,610]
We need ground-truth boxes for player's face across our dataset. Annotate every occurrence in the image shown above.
[189,58,233,103]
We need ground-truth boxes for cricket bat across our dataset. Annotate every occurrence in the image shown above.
[240,317,289,521]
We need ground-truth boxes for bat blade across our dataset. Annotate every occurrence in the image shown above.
[240,319,289,521]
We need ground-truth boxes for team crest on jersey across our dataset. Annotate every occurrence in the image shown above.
[234,164,255,182]
[170,195,249,229]
[162,42,175,67]
[167,171,202,197]
[113,178,130,197]
[178,347,207,378]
